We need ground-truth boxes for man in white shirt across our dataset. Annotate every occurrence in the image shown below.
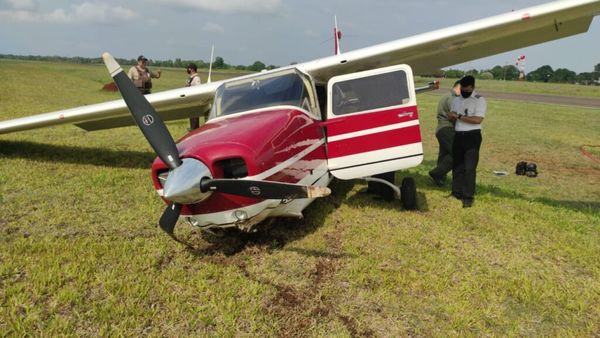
[447,75,486,208]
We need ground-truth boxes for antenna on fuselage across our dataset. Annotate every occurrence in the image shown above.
[334,15,342,55]
[207,44,215,83]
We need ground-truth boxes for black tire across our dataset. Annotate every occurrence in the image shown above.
[400,177,417,210]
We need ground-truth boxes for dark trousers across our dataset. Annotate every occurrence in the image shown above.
[431,126,454,179]
[452,130,482,201]
[189,117,200,130]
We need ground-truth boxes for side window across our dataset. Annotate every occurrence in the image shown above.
[331,70,410,116]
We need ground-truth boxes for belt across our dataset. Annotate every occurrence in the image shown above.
[455,129,481,135]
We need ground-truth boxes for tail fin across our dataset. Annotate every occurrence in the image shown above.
[334,16,342,55]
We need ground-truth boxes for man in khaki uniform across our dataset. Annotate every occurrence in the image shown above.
[127,55,161,95]
[186,63,203,130]
[429,80,460,186]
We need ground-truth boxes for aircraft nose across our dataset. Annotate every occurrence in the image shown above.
[162,158,213,205]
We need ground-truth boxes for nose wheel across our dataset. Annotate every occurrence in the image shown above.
[364,173,417,210]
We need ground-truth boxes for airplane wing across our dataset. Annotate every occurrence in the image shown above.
[1,0,599,134]
[299,0,600,82]
[0,80,221,134]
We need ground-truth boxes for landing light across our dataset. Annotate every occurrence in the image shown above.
[234,210,249,222]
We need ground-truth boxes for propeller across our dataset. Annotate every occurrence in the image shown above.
[101,52,331,243]
[200,178,330,200]
[102,53,181,169]
[102,53,184,239]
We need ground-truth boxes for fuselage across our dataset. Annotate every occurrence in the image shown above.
[150,64,426,231]
[151,105,330,230]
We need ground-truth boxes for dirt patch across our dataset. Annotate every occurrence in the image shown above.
[178,195,374,335]
[154,252,175,271]
[101,82,118,92]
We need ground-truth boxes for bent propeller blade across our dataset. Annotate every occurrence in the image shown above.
[102,52,181,169]
[159,203,193,247]
[200,178,331,200]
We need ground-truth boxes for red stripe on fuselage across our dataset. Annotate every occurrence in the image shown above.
[326,105,419,136]
[327,125,422,158]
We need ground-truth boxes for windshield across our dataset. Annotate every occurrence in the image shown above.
[210,70,310,118]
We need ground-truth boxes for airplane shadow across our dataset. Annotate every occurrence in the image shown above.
[185,178,360,258]
[476,184,600,215]
[407,170,600,215]
[0,140,155,169]
[184,173,434,258]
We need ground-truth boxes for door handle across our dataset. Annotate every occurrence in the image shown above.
[397,112,414,118]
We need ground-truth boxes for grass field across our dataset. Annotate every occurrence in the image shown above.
[1,60,600,336]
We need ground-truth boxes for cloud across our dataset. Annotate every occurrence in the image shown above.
[0,1,137,24]
[163,0,282,14]
[202,22,225,34]
[0,0,35,10]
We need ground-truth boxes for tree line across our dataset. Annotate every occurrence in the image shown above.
[2,53,598,84]
[0,54,277,72]
[436,63,600,85]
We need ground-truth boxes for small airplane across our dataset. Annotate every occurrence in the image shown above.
[1,0,599,244]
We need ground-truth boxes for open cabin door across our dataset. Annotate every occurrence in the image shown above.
[325,64,423,180]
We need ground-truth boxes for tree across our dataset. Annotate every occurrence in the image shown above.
[478,72,494,80]
[553,68,577,83]
[213,56,225,69]
[465,69,479,76]
[527,65,554,82]
[247,61,266,72]
[595,63,600,72]
[503,65,520,81]
[444,69,464,78]
[488,66,504,80]
[577,72,598,85]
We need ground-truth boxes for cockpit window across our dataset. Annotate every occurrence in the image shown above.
[210,69,313,118]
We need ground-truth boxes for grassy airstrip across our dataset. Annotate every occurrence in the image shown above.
[1,59,599,336]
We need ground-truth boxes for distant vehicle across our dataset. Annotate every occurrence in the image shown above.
[1,0,599,244]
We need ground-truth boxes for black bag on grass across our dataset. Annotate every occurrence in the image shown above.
[516,161,527,176]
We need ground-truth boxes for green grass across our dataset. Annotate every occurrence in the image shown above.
[417,76,600,98]
[1,60,600,336]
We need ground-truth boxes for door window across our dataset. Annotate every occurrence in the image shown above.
[331,70,410,116]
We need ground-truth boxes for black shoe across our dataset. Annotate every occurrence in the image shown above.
[428,171,445,187]
[448,192,462,200]
[462,199,474,208]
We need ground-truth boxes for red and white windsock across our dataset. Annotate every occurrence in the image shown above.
[334,16,342,55]
[516,54,526,79]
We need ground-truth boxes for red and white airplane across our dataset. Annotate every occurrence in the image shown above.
[1,0,599,243]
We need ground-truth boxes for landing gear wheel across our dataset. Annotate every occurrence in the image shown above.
[370,172,396,201]
[400,177,417,210]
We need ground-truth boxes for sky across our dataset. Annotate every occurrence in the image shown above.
[0,0,599,73]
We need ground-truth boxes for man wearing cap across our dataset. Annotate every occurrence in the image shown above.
[447,75,486,208]
[186,63,202,130]
[127,55,161,95]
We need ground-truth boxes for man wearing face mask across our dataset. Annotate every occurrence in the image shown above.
[185,63,202,130]
[447,75,486,208]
